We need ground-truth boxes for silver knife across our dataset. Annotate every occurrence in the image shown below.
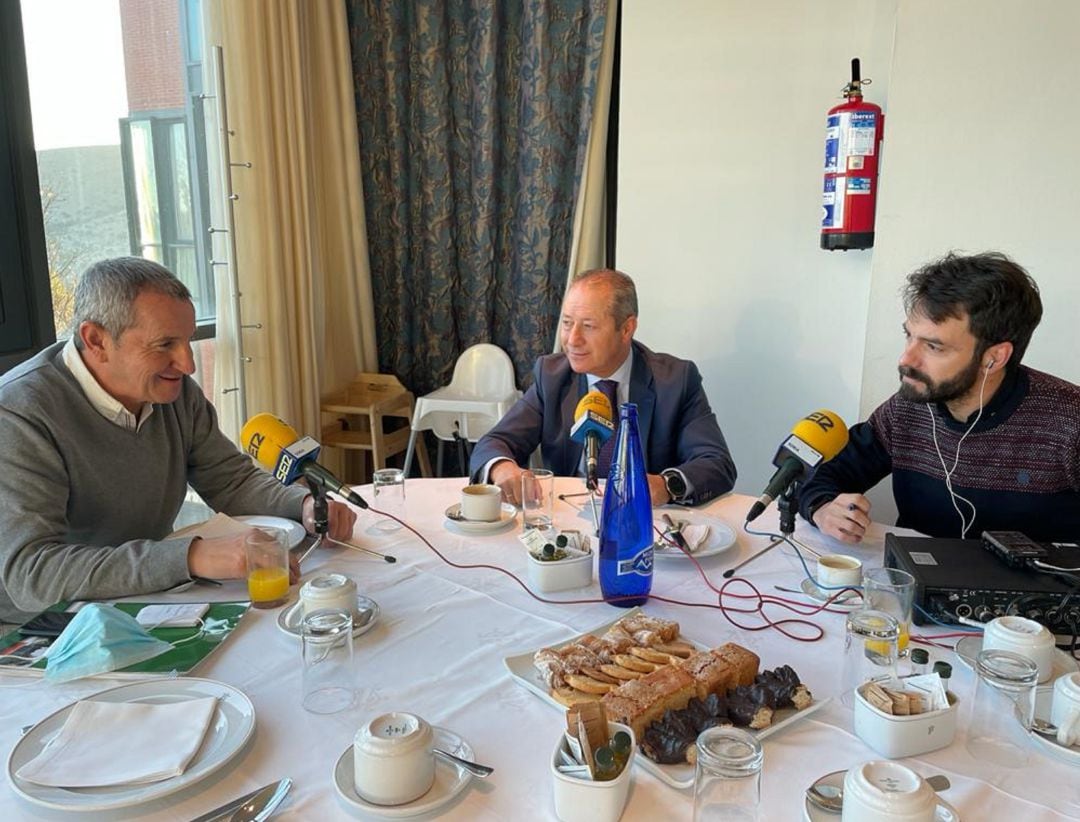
[187,779,287,822]
[232,778,291,822]
[661,513,690,551]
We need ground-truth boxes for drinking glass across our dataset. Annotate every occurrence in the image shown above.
[301,608,356,714]
[841,609,899,707]
[372,468,406,532]
[862,567,915,657]
[966,649,1037,767]
[521,469,554,533]
[692,726,763,821]
[245,529,290,609]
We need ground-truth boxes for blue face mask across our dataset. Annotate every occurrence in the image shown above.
[44,604,174,683]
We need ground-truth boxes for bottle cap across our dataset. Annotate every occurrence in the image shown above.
[932,661,952,677]
[910,648,929,665]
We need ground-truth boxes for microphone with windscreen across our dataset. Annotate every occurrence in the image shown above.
[745,409,849,523]
[570,390,616,491]
[240,413,368,508]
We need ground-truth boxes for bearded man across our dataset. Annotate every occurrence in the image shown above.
[798,252,1080,543]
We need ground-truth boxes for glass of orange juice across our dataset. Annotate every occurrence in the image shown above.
[245,529,290,608]
[862,567,915,657]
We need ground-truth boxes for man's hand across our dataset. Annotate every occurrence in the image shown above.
[187,530,258,580]
[812,493,872,544]
[189,529,302,583]
[646,473,671,507]
[302,497,358,542]
[490,461,527,505]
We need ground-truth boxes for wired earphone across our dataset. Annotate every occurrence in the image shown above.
[927,356,995,538]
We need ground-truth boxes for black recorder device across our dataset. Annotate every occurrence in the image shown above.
[884,532,1080,633]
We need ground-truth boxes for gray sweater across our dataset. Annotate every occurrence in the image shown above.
[0,341,308,621]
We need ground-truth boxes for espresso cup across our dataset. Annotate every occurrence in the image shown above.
[353,712,435,805]
[300,573,358,618]
[982,616,1055,684]
[1051,672,1080,747]
[460,484,502,522]
[816,554,862,589]
[842,760,958,822]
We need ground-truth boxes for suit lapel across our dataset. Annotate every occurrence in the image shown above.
[629,344,655,449]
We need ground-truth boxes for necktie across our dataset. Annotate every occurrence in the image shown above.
[594,379,618,479]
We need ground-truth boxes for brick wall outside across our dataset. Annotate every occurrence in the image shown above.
[118,0,185,112]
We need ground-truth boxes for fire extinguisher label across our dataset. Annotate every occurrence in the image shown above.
[824,111,877,173]
[847,177,872,195]
[822,177,845,228]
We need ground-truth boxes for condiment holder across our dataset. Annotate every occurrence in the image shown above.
[550,721,635,822]
[353,712,435,806]
[853,680,957,758]
[524,530,593,593]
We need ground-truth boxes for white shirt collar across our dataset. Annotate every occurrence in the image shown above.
[586,348,634,406]
[62,337,155,432]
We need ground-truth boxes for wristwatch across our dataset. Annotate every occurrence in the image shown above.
[661,469,687,503]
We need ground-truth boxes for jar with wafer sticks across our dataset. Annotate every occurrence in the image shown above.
[551,702,636,822]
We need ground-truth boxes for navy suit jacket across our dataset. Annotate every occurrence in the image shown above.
[469,341,736,505]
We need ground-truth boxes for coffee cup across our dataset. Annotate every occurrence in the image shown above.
[982,616,1055,684]
[816,554,862,589]
[353,712,435,805]
[300,573,358,618]
[1051,672,1080,747]
[460,484,502,522]
[842,760,958,822]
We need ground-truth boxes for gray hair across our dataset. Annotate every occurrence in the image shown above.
[72,257,192,348]
[570,268,638,327]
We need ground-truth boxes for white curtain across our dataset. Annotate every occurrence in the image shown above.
[204,0,377,441]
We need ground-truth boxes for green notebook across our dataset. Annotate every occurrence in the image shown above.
[0,601,250,678]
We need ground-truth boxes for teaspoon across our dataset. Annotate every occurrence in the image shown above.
[1031,717,1061,738]
[434,747,494,777]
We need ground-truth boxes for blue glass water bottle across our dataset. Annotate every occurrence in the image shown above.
[599,403,653,606]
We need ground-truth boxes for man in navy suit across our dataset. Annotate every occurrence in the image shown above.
[469,269,736,506]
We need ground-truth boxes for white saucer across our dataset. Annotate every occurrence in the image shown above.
[800,578,864,611]
[803,769,959,821]
[1031,688,1080,765]
[954,634,1078,688]
[276,595,379,639]
[236,515,306,549]
[652,510,738,560]
[444,503,517,534]
[333,727,474,817]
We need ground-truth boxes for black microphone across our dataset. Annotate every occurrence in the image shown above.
[745,410,850,523]
[239,413,368,508]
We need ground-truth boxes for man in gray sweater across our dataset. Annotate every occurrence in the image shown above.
[0,258,356,622]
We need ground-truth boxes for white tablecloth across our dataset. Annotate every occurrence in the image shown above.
[2,478,1078,820]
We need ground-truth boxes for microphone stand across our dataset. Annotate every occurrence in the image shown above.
[723,479,801,578]
[298,478,330,565]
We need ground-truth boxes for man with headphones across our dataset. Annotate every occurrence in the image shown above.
[799,252,1080,543]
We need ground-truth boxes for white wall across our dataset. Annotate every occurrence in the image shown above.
[618,0,1080,505]
[618,0,897,494]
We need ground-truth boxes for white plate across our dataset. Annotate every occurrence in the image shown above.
[803,770,959,821]
[799,578,864,612]
[7,678,255,812]
[1030,687,1080,765]
[332,727,474,817]
[503,607,826,789]
[235,515,306,550]
[652,509,738,560]
[444,503,517,534]
[954,635,1078,688]
[276,594,380,639]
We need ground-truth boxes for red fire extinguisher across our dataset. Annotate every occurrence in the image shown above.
[821,58,884,250]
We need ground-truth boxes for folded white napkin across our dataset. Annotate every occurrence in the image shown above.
[680,524,711,552]
[17,696,218,787]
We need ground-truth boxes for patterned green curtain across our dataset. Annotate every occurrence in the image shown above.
[346,0,608,395]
